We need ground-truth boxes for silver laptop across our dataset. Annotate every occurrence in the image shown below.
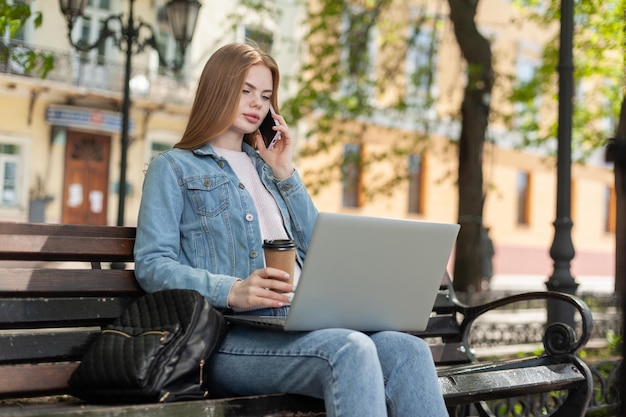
[224,212,460,332]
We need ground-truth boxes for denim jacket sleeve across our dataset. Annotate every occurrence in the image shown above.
[134,151,240,309]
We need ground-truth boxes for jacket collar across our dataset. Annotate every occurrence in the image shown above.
[192,141,261,162]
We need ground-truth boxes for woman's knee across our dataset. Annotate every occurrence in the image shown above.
[371,331,432,361]
[327,329,379,364]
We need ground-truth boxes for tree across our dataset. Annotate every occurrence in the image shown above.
[0,0,54,78]
[611,99,625,293]
[608,1,625,294]
[446,0,493,292]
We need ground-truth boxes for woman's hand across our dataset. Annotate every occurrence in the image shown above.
[227,267,293,309]
[256,112,294,180]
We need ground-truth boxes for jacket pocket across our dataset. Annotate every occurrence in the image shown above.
[185,175,231,217]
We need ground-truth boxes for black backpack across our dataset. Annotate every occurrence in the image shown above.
[69,289,227,404]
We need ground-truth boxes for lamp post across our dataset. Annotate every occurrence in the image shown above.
[59,0,200,227]
[545,0,578,328]
[605,136,626,417]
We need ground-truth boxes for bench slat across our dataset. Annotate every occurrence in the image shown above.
[0,269,141,295]
[432,291,457,314]
[0,361,585,411]
[0,222,136,238]
[0,331,99,362]
[0,362,79,396]
[0,298,461,336]
[0,393,326,417]
[0,362,327,417]
[0,236,134,262]
[429,342,471,365]
[0,297,134,328]
[440,362,585,406]
[0,330,468,366]
[411,315,461,339]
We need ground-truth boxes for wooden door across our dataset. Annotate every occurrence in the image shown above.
[62,131,110,225]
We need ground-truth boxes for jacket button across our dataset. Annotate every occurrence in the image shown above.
[203,179,211,187]
[245,214,254,221]
[281,184,292,191]
[218,161,225,168]
[250,250,258,258]
[239,183,245,189]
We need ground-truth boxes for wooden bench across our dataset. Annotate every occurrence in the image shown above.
[0,221,595,416]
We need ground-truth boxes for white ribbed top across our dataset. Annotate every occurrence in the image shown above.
[213,147,301,286]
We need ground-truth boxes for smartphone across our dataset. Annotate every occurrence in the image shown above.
[259,105,281,149]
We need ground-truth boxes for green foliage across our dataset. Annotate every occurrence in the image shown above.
[280,0,447,199]
[221,0,282,53]
[509,0,624,160]
[513,345,544,358]
[0,0,54,78]
[0,0,38,37]
[605,329,622,356]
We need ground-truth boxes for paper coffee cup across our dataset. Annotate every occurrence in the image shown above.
[263,239,296,290]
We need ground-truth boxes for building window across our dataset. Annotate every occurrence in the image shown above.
[513,41,542,130]
[405,15,439,113]
[339,4,378,100]
[155,4,179,73]
[95,0,111,9]
[146,132,178,167]
[80,2,114,63]
[245,26,274,54]
[0,143,21,207]
[516,171,531,225]
[149,141,172,161]
[605,185,616,233]
[342,143,362,208]
[408,154,425,214]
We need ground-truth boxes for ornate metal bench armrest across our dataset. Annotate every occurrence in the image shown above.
[454,291,593,355]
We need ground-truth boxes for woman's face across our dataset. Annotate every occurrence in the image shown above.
[231,64,274,137]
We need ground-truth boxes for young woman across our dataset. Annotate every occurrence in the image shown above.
[134,42,447,417]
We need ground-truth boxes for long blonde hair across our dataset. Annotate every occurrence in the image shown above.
[175,43,280,150]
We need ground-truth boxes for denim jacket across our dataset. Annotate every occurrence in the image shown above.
[134,142,319,309]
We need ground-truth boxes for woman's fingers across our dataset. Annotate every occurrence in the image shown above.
[228,268,293,309]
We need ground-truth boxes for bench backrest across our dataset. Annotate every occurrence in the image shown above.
[0,222,471,399]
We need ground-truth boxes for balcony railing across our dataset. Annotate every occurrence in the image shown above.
[0,39,194,106]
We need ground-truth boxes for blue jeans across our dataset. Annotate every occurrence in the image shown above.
[205,315,447,416]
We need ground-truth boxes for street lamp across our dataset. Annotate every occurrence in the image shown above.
[546,0,578,327]
[59,0,201,226]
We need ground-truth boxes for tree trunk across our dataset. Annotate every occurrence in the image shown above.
[447,0,494,292]
[612,97,626,293]
[612,97,626,417]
